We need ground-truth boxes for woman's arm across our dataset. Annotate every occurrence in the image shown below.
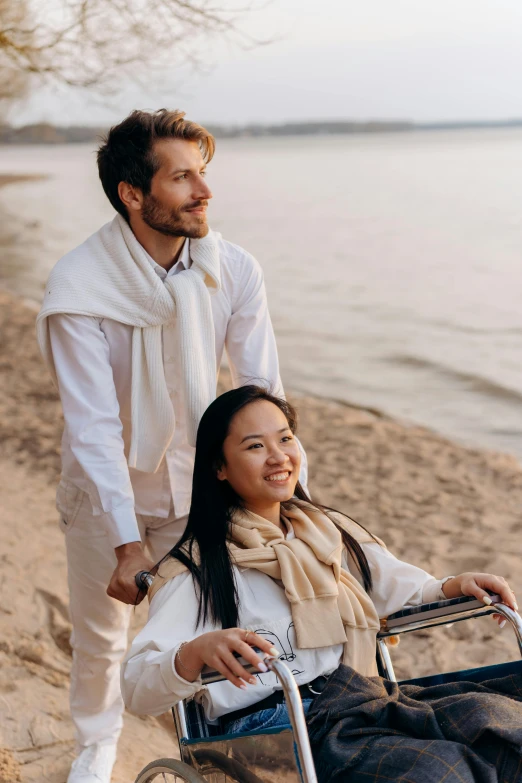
[175,629,277,688]
[359,543,449,618]
[442,572,517,611]
[121,573,207,715]
[359,543,517,622]
[121,571,278,716]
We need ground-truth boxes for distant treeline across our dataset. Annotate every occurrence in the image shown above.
[0,124,106,144]
[212,120,414,137]
[0,120,413,144]
[1,118,522,144]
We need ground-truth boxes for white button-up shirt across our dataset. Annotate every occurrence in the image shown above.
[49,237,304,548]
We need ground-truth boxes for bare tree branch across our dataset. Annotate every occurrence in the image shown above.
[0,0,262,91]
[0,0,31,110]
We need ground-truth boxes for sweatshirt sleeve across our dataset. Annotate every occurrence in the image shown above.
[121,572,208,716]
[361,542,449,618]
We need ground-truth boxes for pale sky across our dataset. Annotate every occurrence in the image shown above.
[15,0,522,126]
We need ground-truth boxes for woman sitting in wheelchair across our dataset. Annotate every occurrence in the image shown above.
[122,386,522,782]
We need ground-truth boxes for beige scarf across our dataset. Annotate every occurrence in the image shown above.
[149,502,381,676]
[37,215,221,471]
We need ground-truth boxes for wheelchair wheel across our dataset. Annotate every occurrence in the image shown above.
[192,749,264,783]
[134,757,208,783]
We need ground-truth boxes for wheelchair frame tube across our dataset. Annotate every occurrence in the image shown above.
[173,700,189,742]
[377,637,397,681]
[492,604,522,655]
[172,659,318,783]
[269,658,318,783]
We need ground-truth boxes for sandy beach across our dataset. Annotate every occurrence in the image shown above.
[1,284,522,782]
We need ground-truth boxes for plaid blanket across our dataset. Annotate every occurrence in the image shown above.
[306,664,522,782]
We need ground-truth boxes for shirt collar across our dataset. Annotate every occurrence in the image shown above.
[145,238,191,281]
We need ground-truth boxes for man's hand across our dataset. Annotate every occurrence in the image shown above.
[107,542,154,605]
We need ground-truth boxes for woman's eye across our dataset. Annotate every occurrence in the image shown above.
[247,443,263,450]
[281,436,293,443]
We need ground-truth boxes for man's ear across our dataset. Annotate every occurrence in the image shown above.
[118,181,143,215]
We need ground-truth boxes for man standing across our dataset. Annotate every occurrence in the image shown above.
[37,109,306,783]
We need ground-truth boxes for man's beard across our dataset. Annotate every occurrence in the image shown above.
[141,193,208,239]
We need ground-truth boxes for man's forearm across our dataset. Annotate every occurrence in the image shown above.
[115,541,143,560]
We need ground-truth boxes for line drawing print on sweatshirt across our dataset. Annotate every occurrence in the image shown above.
[252,622,304,685]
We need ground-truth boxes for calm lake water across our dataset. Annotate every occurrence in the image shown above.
[1,129,522,459]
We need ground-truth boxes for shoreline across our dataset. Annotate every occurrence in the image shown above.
[1,288,522,782]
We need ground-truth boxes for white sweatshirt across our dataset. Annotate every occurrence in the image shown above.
[122,527,449,722]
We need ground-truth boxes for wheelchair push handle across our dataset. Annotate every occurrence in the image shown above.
[135,570,154,592]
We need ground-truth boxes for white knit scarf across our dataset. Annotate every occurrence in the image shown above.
[36,214,221,472]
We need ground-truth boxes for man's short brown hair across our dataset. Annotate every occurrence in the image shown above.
[97,109,215,219]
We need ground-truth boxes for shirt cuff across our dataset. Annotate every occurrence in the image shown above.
[104,505,141,548]
[160,644,203,702]
[422,576,455,604]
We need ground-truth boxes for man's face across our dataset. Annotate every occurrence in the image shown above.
[140,138,213,239]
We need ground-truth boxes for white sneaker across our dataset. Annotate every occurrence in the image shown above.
[67,743,117,783]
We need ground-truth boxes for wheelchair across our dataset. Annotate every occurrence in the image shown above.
[134,596,522,783]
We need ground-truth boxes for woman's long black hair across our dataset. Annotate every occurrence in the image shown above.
[169,385,374,630]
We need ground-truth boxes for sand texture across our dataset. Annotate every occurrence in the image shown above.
[1,287,522,781]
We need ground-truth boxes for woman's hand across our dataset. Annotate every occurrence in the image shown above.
[442,572,518,626]
[175,629,279,689]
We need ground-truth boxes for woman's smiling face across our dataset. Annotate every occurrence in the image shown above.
[217,400,301,513]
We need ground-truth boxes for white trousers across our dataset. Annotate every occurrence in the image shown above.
[59,485,187,749]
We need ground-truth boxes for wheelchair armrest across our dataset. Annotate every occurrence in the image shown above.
[379,594,502,636]
[200,648,264,685]
[377,596,522,682]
